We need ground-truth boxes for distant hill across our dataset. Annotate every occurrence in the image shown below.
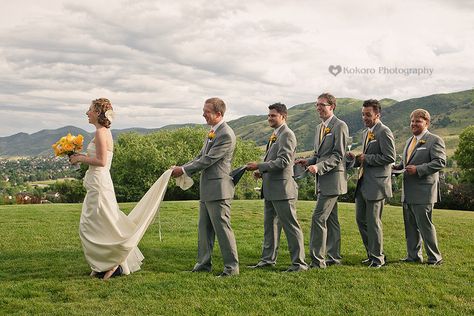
[0,126,93,157]
[0,124,201,157]
[228,98,399,152]
[1,89,472,157]
[379,89,474,155]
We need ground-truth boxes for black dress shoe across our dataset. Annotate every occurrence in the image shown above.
[283,265,309,272]
[216,271,238,278]
[326,260,342,266]
[400,257,423,263]
[191,268,211,273]
[247,262,274,269]
[110,265,123,278]
[427,259,444,266]
[309,263,326,269]
[368,261,384,269]
[95,271,106,279]
[216,272,230,278]
[361,258,371,264]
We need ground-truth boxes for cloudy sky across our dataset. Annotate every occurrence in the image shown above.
[0,0,473,137]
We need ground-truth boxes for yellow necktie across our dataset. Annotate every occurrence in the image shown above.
[363,131,370,151]
[266,132,276,152]
[358,131,371,179]
[319,124,325,143]
[406,136,418,161]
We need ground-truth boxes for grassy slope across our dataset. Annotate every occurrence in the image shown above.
[229,98,393,152]
[229,98,402,152]
[381,89,474,155]
[0,201,473,315]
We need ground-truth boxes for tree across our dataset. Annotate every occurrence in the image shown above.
[111,127,264,202]
[454,125,474,184]
[231,137,264,199]
[50,179,86,203]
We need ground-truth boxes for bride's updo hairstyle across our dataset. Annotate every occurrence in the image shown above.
[91,98,114,128]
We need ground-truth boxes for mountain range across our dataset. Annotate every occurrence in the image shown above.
[1,89,473,157]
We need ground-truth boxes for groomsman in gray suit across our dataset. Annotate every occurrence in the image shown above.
[394,109,445,265]
[246,103,308,272]
[296,93,349,269]
[171,97,239,277]
[347,99,396,268]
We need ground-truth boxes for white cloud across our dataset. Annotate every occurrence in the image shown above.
[0,0,472,136]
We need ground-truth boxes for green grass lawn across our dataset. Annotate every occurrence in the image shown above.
[0,201,473,315]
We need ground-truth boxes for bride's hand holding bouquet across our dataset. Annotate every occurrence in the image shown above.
[52,133,84,164]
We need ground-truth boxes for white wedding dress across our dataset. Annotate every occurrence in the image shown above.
[79,141,172,275]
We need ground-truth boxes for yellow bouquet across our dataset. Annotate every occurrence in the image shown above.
[52,133,84,157]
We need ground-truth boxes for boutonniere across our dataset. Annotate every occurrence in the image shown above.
[208,130,215,140]
[419,139,426,145]
[324,127,331,135]
[367,131,375,141]
[269,133,277,142]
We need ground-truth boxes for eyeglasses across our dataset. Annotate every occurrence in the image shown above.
[315,102,330,107]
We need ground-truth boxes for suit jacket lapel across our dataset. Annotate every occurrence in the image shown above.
[364,122,380,154]
[402,137,411,165]
[315,123,322,151]
[264,125,281,161]
[264,138,272,161]
[406,139,417,164]
[407,131,429,164]
[318,116,335,150]
[205,122,224,153]
[362,129,369,153]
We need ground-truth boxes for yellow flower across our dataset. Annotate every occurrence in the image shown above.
[63,143,74,152]
[65,133,74,143]
[419,139,426,144]
[367,131,375,141]
[54,147,62,156]
[208,130,216,140]
[73,134,84,146]
[269,133,277,142]
[324,127,331,134]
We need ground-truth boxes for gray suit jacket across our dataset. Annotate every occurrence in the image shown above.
[398,131,446,204]
[352,121,396,200]
[258,124,298,201]
[183,122,236,202]
[307,116,348,196]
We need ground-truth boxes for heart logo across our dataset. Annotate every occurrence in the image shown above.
[328,65,342,76]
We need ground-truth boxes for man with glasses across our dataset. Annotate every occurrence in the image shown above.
[296,93,349,269]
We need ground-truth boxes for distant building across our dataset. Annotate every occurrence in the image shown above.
[15,192,41,204]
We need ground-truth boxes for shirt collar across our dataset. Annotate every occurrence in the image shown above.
[415,129,428,140]
[367,121,380,133]
[322,115,334,126]
[273,123,285,136]
[211,120,225,131]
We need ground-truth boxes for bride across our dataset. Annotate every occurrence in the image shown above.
[70,98,172,280]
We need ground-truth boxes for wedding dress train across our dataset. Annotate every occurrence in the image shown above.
[79,142,172,275]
